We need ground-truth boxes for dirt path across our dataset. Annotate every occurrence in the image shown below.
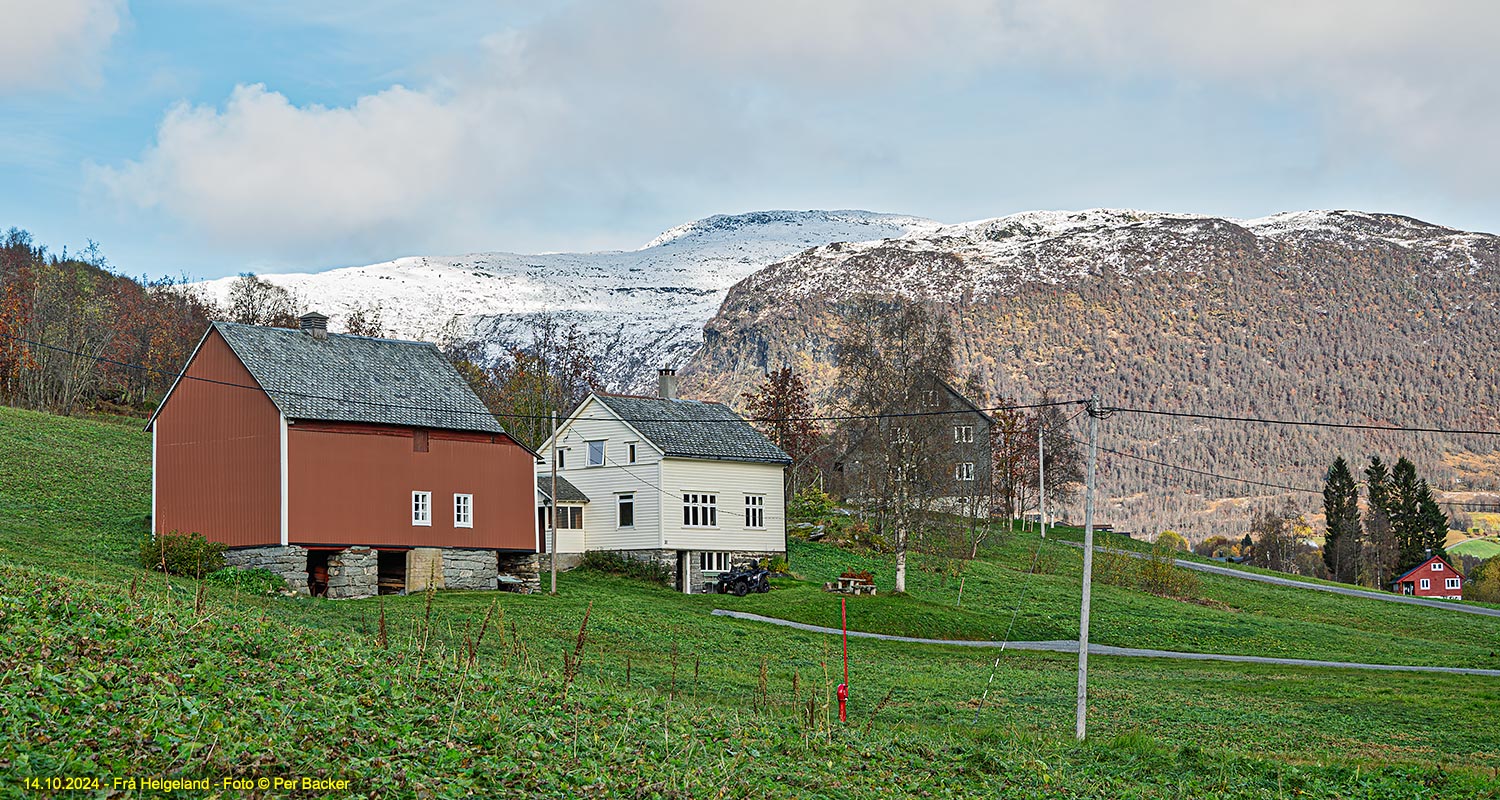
[710,610,1500,676]
[1057,541,1500,619]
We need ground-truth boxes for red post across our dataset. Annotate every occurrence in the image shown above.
[838,597,849,723]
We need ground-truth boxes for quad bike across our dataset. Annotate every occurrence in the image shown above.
[711,565,771,596]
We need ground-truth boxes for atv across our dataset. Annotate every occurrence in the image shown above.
[711,565,771,596]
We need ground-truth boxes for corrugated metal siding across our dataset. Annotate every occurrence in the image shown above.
[153,329,281,547]
[287,423,535,550]
[659,458,786,552]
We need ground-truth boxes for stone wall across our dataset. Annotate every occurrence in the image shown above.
[406,548,445,592]
[326,547,378,600]
[497,552,542,593]
[443,548,499,591]
[224,545,310,596]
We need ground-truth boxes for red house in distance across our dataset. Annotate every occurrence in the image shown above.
[1391,554,1464,600]
[147,312,539,598]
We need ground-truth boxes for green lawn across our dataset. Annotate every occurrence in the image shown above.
[1453,537,1500,560]
[2,405,1499,798]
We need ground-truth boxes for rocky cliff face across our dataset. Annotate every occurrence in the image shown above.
[682,209,1500,537]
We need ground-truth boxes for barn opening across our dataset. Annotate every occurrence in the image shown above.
[306,549,332,597]
[378,549,407,595]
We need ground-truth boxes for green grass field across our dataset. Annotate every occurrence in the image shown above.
[3,405,1499,798]
[1453,537,1500,560]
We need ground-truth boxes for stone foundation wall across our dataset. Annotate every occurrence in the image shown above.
[326,547,378,600]
[497,552,542,593]
[443,549,499,591]
[406,548,445,592]
[224,545,310,596]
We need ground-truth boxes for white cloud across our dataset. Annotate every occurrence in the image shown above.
[0,0,125,91]
[92,0,1500,263]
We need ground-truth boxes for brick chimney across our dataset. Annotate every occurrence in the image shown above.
[299,311,329,340]
[657,367,678,400]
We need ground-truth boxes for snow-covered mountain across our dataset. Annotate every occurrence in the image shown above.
[194,210,937,390]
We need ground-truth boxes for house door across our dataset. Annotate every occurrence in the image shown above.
[677,551,688,594]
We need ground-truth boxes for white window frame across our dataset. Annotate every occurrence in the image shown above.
[1431,562,1444,571]
[1420,578,1431,590]
[554,448,567,470]
[412,491,432,527]
[616,493,635,529]
[683,493,718,528]
[744,495,765,529]
[627,442,638,464]
[921,389,939,406]
[1445,577,1461,590]
[454,493,473,528]
[587,440,606,467]
[955,462,975,481]
[700,551,730,573]
[954,425,974,443]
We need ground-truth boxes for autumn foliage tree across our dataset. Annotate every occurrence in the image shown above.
[742,366,821,492]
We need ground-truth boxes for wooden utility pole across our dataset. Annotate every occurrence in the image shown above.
[1038,419,1046,540]
[550,410,558,595]
[1076,395,1100,741]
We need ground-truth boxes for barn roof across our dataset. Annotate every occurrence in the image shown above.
[536,475,590,504]
[591,394,791,465]
[210,321,506,434]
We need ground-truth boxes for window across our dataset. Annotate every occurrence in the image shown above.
[555,448,566,469]
[955,462,975,481]
[954,425,974,443]
[545,506,584,529]
[1446,577,1461,590]
[1420,578,1431,590]
[683,493,718,527]
[454,494,473,528]
[745,495,765,528]
[412,491,431,526]
[587,440,606,467]
[1431,562,1444,571]
[627,442,638,464]
[617,494,635,528]
[413,429,429,452]
[700,551,730,572]
[920,389,939,406]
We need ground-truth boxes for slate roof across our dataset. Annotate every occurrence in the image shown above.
[592,394,791,464]
[211,321,506,435]
[536,475,590,504]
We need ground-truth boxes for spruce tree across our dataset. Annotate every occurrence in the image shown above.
[1321,457,1361,583]
[1390,457,1427,572]
[1415,482,1450,561]
[1363,456,1397,587]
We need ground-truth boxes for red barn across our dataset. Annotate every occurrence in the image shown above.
[1391,554,1464,599]
[147,312,539,598]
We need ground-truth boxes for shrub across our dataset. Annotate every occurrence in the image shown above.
[760,555,791,575]
[1139,542,1200,599]
[205,567,287,595]
[138,531,225,577]
[579,551,671,586]
[788,486,836,520]
[1466,556,1500,603]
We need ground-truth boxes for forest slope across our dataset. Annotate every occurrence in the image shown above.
[683,210,1500,538]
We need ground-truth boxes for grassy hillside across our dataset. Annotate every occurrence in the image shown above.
[1453,537,1500,560]
[3,406,1499,798]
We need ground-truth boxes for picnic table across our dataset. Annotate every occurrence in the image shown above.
[825,575,877,595]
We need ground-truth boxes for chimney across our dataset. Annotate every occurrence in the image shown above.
[299,311,329,340]
[657,367,678,400]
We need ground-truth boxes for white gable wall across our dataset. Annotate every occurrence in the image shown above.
[660,458,786,553]
[538,397,664,551]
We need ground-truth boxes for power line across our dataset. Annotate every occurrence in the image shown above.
[1071,435,1320,495]
[0,331,1083,425]
[1106,404,1500,438]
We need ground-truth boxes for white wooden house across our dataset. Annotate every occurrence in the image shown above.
[535,369,791,593]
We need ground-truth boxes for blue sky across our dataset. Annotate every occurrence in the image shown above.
[3,1,1496,280]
